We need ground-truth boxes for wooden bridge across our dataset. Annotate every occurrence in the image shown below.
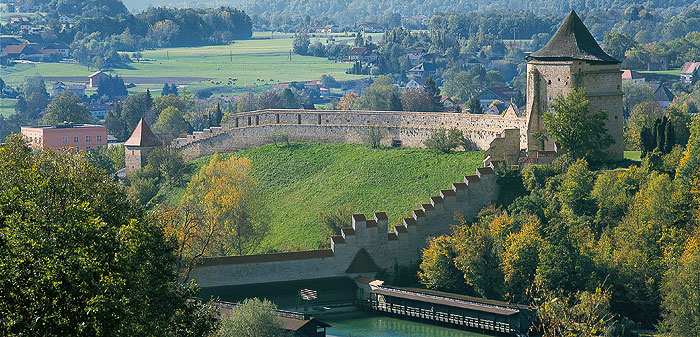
[368,285,534,335]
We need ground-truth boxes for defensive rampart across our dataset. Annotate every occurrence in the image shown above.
[189,166,499,287]
[172,109,527,161]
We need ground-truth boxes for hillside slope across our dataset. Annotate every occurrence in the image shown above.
[178,143,483,252]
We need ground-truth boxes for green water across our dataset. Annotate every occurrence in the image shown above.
[320,312,491,337]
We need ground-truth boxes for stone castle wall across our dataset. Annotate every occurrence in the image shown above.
[189,167,499,288]
[172,109,527,161]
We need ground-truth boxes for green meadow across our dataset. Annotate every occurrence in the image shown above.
[0,98,17,117]
[0,36,368,96]
[171,143,484,253]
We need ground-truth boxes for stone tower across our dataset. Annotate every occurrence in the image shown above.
[124,118,162,173]
[525,10,624,160]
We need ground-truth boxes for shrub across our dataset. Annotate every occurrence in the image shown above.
[423,128,465,152]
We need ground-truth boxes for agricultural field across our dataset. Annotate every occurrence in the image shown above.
[170,143,484,253]
[0,35,370,96]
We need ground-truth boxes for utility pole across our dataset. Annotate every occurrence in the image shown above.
[512,28,517,46]
[230,50,232,62]
[166,51,169,60]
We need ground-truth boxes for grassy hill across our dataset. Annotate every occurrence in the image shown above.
[174,143,483,253]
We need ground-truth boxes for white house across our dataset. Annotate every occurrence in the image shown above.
[681,62,700,83]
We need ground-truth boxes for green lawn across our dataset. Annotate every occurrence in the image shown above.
[638,68,681,76]
[171,143,484,253]
[624,150,641,162]
[0,37,366,96]
[0,98,17,117]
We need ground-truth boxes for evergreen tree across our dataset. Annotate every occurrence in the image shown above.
[640,126,655,157]
[162,83,171,96]
[468,96,483,114]
[654,118,666,153]
[424,77,442,111]
[664,119,676,154]
[171,84,178,96]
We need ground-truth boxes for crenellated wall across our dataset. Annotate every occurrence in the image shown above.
[189,167,499,288]
[172,109,527,161]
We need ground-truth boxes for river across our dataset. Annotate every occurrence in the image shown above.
[319,312,491,337]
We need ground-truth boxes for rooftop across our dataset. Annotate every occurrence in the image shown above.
[528,10,619,64]
[124,118,162,147]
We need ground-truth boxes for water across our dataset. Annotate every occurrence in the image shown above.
[319,312,491,337]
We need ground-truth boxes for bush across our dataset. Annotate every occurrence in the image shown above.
[364,125,387,149]
[423,128,465,152]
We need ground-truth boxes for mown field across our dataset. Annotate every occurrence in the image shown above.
[170,143,484,253]
[0,35,369,96]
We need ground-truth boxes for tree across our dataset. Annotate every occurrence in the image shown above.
[660,227,700,337]
[355,76,402,111]
[502,217,543,302]
[400,88,433,111]
[452,221,504,298]
[530,279,617,337]
[418,235,464,293]
[442,66,487,103]
[42,92,92,124]
[25,91,48,118]
[96,74,127,98]
[424,77,442,111]
[181,155,268,256]
[543,88,614,160]
[622,82,655,113]
[467,96,482,114]
[0,135,216,336]
[153,106,191,142]
[218,298,288,337]
[364,125,386,148]
[423,128,466,152]
[603,32,637,62]
[337,92,358,110]
[626,101,663,151]
[293,30,310,55]
[23,76,47,97]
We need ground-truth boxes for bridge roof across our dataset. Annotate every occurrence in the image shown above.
[371,286,528,316]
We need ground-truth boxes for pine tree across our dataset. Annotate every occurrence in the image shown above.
[145,89,153,108]
[162,83,171,96]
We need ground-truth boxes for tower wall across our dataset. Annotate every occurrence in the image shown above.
[525,60,623,159]
[125,145,157,173]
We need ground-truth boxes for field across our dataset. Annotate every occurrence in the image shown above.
[0,98,17,117]
[638,69,682,76]
[171,143,484,253]
[0,35,368,96]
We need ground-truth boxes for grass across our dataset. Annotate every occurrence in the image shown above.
[171,143,483,253]
[0,37,367,96]
[624,150,641,162]
[638,68,682,76]
[0,98,17,117]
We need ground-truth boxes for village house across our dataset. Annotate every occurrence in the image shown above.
[59,15,76,25]
[405,47,425,65]
[42,42,70,57]
[621,69,645,83]
[475,87,518,110]
[681,62,700,83]
[1,41,39,59]
[357,22,382,33]
[405,78,427,90]
[649,83,675,108]
[647,58,667,71]
[347,47,378,63]
[88,71,109,88]
[408,62,437,78]
[51,82,86,98]
[21,122,107,151]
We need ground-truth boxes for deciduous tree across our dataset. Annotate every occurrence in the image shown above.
[181,155,269,256]
[42,92,92,124]
[543,88,613,160]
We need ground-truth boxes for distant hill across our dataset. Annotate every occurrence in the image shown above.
[122,0,699,23]
[169,143,483,253]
